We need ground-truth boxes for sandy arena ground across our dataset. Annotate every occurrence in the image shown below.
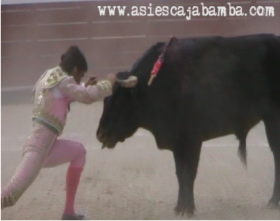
[1,91,280,220]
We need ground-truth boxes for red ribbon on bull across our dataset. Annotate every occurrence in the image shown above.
[148,36,176,86]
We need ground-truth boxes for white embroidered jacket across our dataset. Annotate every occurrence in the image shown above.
[32,66,112,135]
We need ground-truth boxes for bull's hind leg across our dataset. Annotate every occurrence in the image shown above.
[263,111,280,207]
[173,139,202,216]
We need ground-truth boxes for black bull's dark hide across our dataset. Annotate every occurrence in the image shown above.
[97,34,280,216]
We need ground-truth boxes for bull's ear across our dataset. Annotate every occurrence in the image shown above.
[117,76,138,88]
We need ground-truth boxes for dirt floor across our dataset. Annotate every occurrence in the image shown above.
[1,92,280,220]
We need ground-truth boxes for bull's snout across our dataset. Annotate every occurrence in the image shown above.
[97,131,108,149]
[97,125,119,149]
[97,130,105,143]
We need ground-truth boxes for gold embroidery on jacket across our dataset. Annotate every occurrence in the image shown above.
[32,108,64,134]
[96,80,112,99]
[45,67,68,88]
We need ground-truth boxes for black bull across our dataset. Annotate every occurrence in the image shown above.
[97,34,280,216]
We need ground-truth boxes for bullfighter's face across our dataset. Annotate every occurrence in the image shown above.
[72,66,85,84]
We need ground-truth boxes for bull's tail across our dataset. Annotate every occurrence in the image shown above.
[236,132,248,168]
[238,143,247,167]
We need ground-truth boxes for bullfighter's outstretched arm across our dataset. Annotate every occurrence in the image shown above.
[59,77,113,104]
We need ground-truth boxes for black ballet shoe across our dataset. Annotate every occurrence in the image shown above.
[61,213,86,220]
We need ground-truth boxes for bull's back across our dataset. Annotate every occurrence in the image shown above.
[176,34,278,140]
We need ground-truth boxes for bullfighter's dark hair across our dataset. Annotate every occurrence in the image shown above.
[59,45,88,74]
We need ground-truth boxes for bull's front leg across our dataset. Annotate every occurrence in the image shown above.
[173,140,202,216]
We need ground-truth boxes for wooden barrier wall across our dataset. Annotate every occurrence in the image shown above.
[2,0,280,88]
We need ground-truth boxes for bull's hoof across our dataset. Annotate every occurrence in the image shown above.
[174,205,194,217]
[267,200,279,209]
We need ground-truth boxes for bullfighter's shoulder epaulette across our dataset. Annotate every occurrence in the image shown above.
[45,66,68,88]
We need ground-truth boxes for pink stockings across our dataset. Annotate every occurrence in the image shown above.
[1,123,86,216]
[43,139,86,216]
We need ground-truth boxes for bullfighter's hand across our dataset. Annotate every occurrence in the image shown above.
[85,76,97,87]
[106,73,117,87]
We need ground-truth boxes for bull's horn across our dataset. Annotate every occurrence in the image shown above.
[117,76,138,88]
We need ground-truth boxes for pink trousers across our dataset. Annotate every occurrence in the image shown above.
[1,122,86,208]
[43,139,86,168]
